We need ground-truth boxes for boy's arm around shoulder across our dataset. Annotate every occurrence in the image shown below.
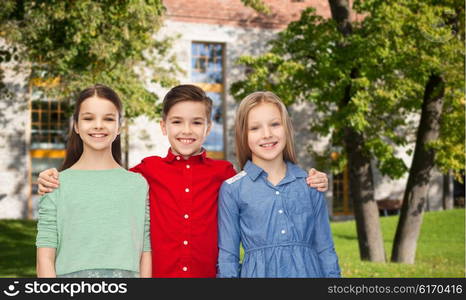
[37,168,59,195]
[306,168,329,192]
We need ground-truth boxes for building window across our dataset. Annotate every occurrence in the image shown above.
[191,43,223,84]
[191,42,225,159]
[31,99,69,149]
[332,164,352,216]
[30,97,69,218]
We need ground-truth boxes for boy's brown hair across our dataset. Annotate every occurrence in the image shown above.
[162,84,213,121]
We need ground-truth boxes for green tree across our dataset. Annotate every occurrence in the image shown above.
[235,0,387,262]
[0,0,181,120]
[356,0,465,264]
[233,0,464,263]
[240,0,270,14]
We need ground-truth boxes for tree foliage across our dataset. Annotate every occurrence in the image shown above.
[0,0,181,119]
[240,0,271,14]
[231,0,464,181]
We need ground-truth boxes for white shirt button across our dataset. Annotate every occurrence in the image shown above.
[275,191,280,195]
[176,156,180,160]
[184,214,189,219]
[278,209,283,214]
[281,230,286,234]
[186,165,190,169]
[185,188,190,193]
[183,240,188,245]
[182,266,188,272]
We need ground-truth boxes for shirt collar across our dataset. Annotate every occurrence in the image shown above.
[244,160,263,181]
[244,160,307,183]
[162,147,208,164]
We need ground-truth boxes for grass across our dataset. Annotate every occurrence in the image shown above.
[0,209,464,278]
[332,208,465,277]
[0,219,37,277]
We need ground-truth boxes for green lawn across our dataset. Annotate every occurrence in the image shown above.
[0,219,37,277]
[332,208,465,277]
[0,209,464,278]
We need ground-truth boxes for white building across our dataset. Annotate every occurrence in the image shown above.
[0,0,453,220]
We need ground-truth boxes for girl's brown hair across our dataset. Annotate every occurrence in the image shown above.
[60,84,123,171]
[235,91,297,169]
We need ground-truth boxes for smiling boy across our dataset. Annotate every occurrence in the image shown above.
[38,84,329,278]
[129,85,237,277]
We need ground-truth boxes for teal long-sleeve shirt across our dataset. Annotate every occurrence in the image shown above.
[36,168,151,276]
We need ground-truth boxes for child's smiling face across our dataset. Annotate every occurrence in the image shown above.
[74,96,120,152]
[160,100,212,159]
[247,102,286,165]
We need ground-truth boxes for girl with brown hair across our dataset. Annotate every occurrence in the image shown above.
[36,84,151,278]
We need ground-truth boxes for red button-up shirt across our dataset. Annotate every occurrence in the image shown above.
[130,149,236,278]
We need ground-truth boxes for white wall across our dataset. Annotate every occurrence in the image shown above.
[0,40,30,218]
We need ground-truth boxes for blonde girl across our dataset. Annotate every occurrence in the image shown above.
[217,91,341,278]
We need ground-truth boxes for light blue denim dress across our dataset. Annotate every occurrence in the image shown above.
[217,160,341,278]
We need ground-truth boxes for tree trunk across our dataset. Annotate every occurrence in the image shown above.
[329,0,353,36]
[330,0,386,262]
[391,73,445,263]
[344,127,386,262]
[442,172,454,210]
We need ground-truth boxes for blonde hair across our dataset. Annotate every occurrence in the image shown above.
[235,91,297,169]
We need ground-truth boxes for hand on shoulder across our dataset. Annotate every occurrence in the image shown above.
[37,168,60,195]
